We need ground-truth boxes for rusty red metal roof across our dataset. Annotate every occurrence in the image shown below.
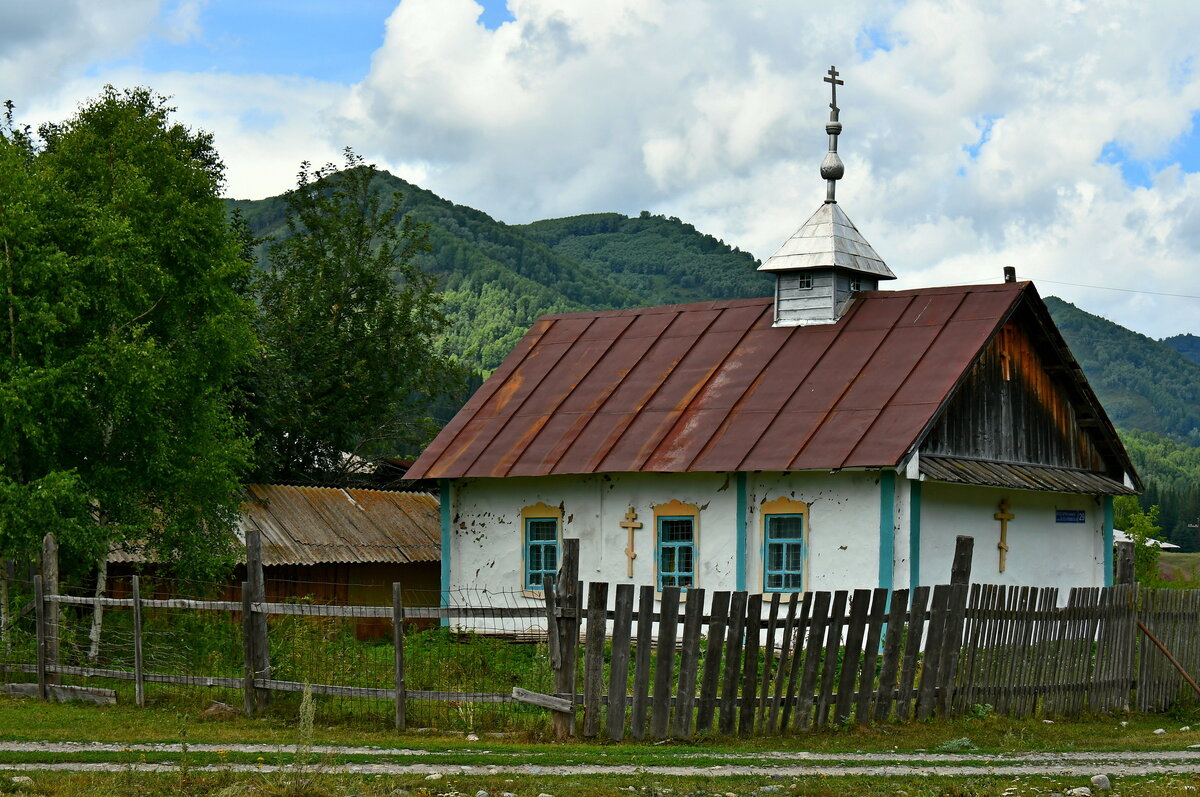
[407,282,1041,480]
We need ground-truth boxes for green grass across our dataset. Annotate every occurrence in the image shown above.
[2,771,1200,797]
[4,694,1200,758]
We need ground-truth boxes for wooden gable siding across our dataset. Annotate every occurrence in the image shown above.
[920,313,1109,473]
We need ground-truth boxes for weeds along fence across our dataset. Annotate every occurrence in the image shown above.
[2,537,1199,737]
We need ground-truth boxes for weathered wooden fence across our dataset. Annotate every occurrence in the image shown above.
[5,537,1200,738]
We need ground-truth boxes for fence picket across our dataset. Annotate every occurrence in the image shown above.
[781,592,814,732]
[814,590,847,728]
[738,594,762,736]
[650,586,681,739]
[915,584,949,720]
[696,591,730,733]
[796,590,829,730]
[718,591,747,735]
[896,586,930,720]
[630,585,655,740]
[769,596,800,732]
[583,582,608,737]
[874,588,908,722]
[756,593,781,733]
[835,589,871,726]
[673,589,705,738]
[606,584,635,741]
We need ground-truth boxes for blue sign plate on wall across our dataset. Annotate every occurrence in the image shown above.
[1056,510,1086,523]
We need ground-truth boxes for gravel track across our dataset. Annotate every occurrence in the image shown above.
[2,741,1200,777]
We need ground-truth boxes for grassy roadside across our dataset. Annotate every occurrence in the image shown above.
[3,694,1200,759]
[1,771,1200,797]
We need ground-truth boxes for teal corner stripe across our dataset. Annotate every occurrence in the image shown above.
[736,472,747,593]
[1103,494,1114,588]
[878,471,895,591]
[439,479,452,612]
[909,480,922,592]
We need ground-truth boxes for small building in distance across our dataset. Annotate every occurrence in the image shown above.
[111,484,441,637]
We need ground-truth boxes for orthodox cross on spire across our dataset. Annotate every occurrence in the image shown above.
[819,65,846,203]
[824,65,843,117]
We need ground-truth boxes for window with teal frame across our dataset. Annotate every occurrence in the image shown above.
[764,514,804,591]
[525,518,559,589]
[657,516,695,589]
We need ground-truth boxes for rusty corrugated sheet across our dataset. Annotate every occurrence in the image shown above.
[920,456,1136,495]
[406,281,1136,486]
[242,485,440,566]
[109,486,440,566]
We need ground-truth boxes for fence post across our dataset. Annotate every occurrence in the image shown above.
[393,581,406,731]
[553,538,580,739]
[41,533,58,685]
[1,559,10,656]
[245,527,271,709]
[33,574,46,700]
[132,575,145,708]
[241,581,256,716]
[951,536,974,585]
[1115,541,1135,585]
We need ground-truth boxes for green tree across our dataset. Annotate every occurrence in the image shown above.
[1114,496,1165,586]
[0,88,255,579]
[247,150,458,483]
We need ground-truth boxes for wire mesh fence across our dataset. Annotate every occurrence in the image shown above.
[1,573,562,733]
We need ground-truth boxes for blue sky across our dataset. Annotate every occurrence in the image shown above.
[6,0,1200,339]
[97,0,515,84]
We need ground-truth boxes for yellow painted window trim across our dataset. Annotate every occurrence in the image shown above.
[521,502,563,596]
[652,499,700,599]
[759,496,809,595]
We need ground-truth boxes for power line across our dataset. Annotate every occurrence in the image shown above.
[1027,278,1200,300]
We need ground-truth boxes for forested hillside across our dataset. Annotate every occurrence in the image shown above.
[1163,333,1200,364]
[1045,299,1200,550]
[229,171,767,372]
[230,173,1200,548]
[1045,297,1200,445]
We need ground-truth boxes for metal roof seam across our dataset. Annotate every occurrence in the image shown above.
[839,292,959,468]
[730,303,866,473]
[905,285,1027,468]
[499,315,630,478]
[665,303,777,473]
[570,309,699,473]
[579,312,708,473]
[408,318,553,478]
[448,315,591,478]
[780,297,882,471]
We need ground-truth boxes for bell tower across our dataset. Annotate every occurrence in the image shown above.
[760,66,895,326]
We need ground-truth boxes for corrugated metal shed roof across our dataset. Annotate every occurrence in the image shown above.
[241,485,440,565]
[919,456,1136,495]
[109,485,440,566]
[408,282,1048,480]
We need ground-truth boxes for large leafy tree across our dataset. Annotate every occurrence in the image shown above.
[0,89,255,579]
[247,150,458,484]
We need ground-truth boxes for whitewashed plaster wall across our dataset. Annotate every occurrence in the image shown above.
[450,470,888,605]
[745,471,883,594]
[916,481,1105,594]
[448,470,1107,617]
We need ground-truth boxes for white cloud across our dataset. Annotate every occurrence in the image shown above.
[0,1,161,106]
[336,0,1200,337]
[7,0,1200,338]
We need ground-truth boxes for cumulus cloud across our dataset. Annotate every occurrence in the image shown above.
[334,0,1200,337]
[0,0,161,105]
[6,0,1200,337]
